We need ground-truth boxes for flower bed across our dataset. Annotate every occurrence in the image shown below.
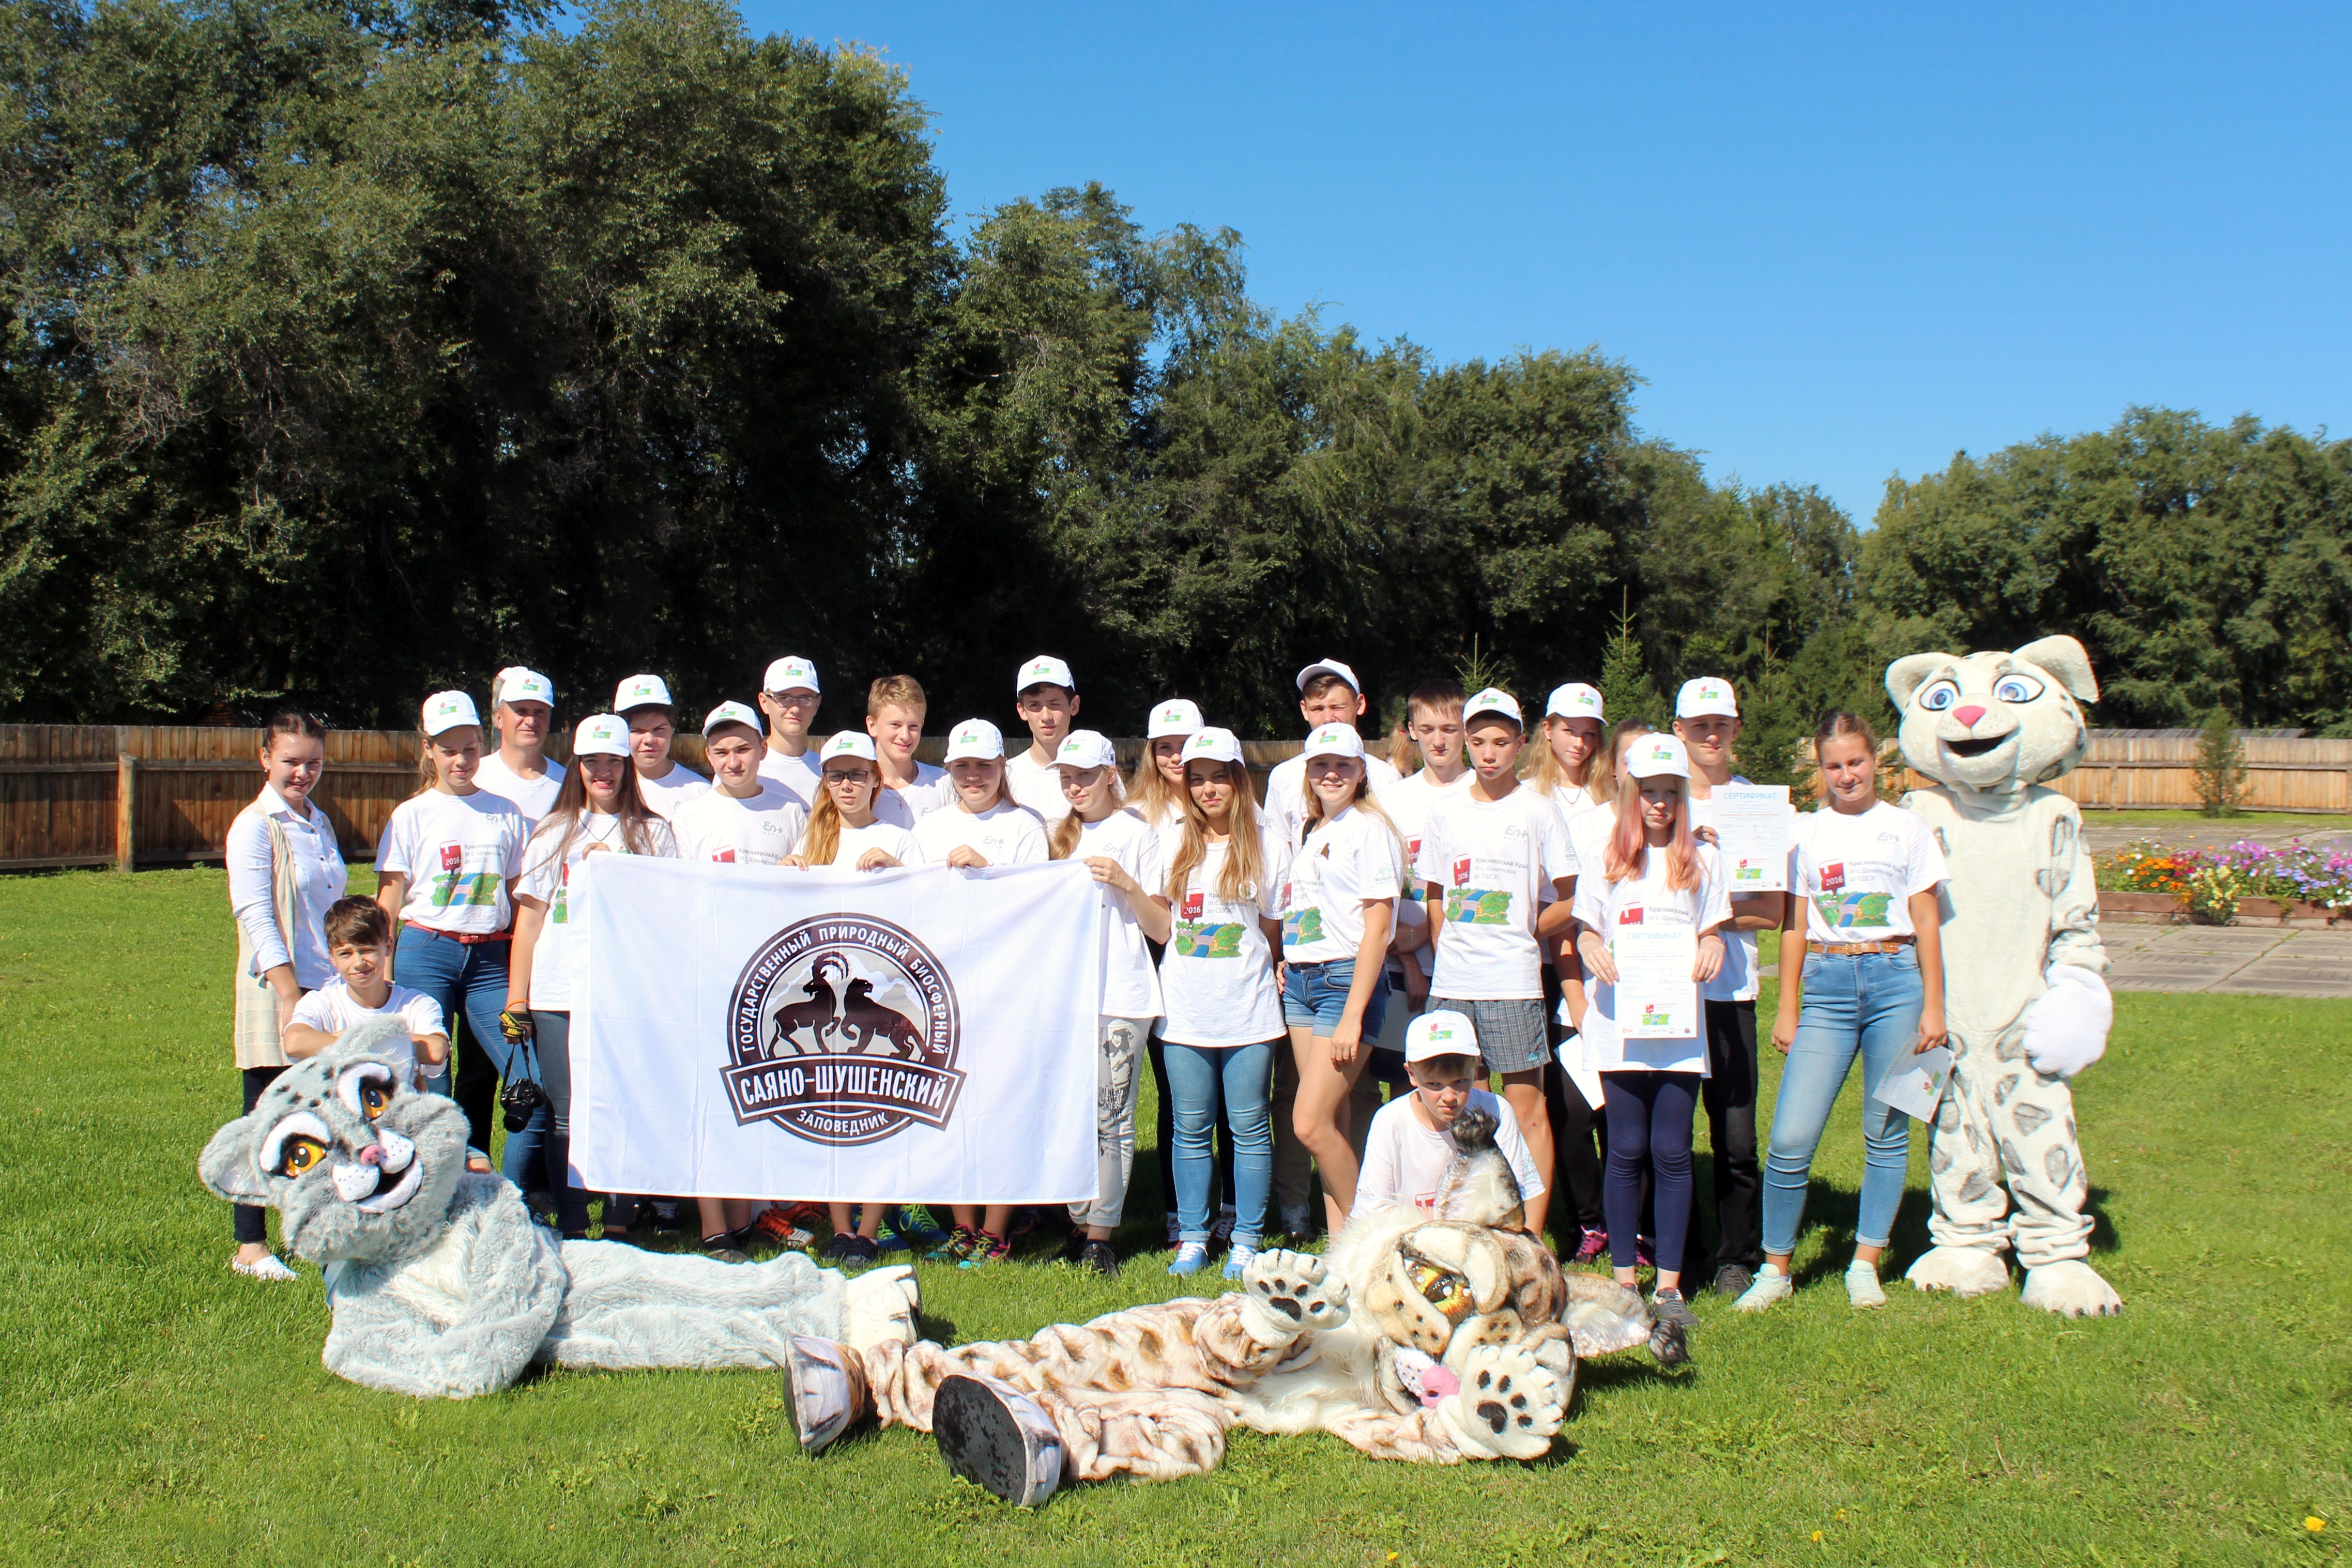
[2096,839,2352,925]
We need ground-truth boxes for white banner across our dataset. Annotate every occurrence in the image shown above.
[572,856,1104,1204]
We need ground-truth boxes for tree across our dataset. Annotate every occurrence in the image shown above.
[2192,708,2250,817]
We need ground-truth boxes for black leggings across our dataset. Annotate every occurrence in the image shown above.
[1602,1071,1702,1274]
[233,1066,287,1244]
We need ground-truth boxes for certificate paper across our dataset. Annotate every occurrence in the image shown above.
[1713,784,1792,893]
[1613,927,1699,1038]
[1871,1044,1953,1120]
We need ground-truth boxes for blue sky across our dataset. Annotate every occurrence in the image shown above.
[740,2,2349,524]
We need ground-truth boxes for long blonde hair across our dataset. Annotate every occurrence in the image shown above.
[1048,767,1127,860]
[1126,737,1187,827]
[1603,770,1701,891]
[1166,761,1266,906]
[1301,762,1405,867]
[1530,712,1605,798]
[799,765,875,866]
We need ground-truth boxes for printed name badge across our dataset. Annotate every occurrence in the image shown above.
[439,844,464,871]
[1618,905,1644,926]
[1821,862,1846,893]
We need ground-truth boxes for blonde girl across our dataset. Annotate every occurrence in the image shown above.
[1531,682,1608,813]
[1127,698,1202,832]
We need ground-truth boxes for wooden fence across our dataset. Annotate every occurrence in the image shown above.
[6,723,2346,872]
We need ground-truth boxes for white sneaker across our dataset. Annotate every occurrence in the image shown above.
[1846,1260,1887,1309]
[232,1253,298,1282]
[1734,1263,1793,1313]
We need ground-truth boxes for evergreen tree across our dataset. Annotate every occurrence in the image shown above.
[2192,708,2250,817]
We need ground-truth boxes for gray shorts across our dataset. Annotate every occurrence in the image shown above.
[1428,995,1551,1075]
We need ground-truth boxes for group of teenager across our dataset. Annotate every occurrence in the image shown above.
[224,650,1950,1332]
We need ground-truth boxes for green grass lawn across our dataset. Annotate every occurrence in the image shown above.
[2080,809,2349,833]
[1,869,2344,1566]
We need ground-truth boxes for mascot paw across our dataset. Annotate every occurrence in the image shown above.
[1240,1249,1351,1342]
[1904,1246,2012,1298]
[2020,1259,2121,1318]
[2022,965,2112,1078]
[1443,1344,1565,1461]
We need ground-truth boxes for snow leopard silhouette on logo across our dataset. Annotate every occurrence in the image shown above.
[725,916,965,1147]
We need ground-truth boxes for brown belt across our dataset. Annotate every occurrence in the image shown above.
[404,920,513,946]
[1806,936,1915,956]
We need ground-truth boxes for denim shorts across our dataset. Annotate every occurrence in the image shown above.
[1282,959,1391,1038]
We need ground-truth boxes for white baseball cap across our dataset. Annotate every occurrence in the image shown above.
[819,731,878,763]
[614,673,674,713]
[1181,728,1244,766]
[573,714,631,758]
[1301,722,1367,762]
[1146,698,1204,739]
[1016,654,1076,694]
[1675,677,1738,719]
[1406,1008,1480,1065]
[493,667,555,708]
[1463,687,1523,727]
[421,690,481,736]
[701,700,763,738]
[943,718,1005,762]
[1055,730,1118,770]
[1295,657,1362,695]
[762,656,820,696]
[1626,734,1692,780]
[1547,683,1604,722]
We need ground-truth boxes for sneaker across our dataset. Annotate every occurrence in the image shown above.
[839,1235,883,1269]
[1634,1235,1656,1268]
[1008,1207,1040,1239]
[1058,1226,1090,1264]
[1713,1263,1755,1298]
[1279,1205,1315,1243]
[752,1206,816,1249]
[1167,1241,1211,1276]
[1221,1241,1260,1281]
[887,1206,948,1249]
[1648,1286,1699,1333]
[702,1237,750,1264]
[928,1226,980,1264]
[821,1232,857,1262]
[1163,1214,1181,1247]
[231,1253,298,1282]
[1735,1264,1794,1313]
[1077,1239,1119,1278]
[651,1201,683,1234]
[1572,1228,1609,1264]
[1211,1207,1236,1246]
[958,1231,1012,1269]
[1846,1259,1888,1309]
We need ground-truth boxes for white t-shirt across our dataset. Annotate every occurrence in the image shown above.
[1539,780,1604,839]
[633,760,711,821]
[1415,786,1572,1002]
[873,763,951,830]
[668,782,810,867]
[797,818,923,868]
[375,790,530,936]
[1281,805,1404,964]
[1556,804,1619,1025]
[1004,748,1072,824]
[909,800,1049,867]
[1791,801,1949,943]
[471,753,566,824]
[1689,785,1762,1003]
[1263,749,1404,852]
[756,745,820,807]
[1569,840,1731,1075]
[289,981,442,1083]
[1068,809,1163,1019]
[1382,766,1474,955]
[1158,825,1290,1047]
[1354,1089,1547,1217]
[515,812,679,1010]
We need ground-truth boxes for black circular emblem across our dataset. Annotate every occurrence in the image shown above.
[724,915,965,1146]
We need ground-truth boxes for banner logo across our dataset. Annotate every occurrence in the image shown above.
[724,916,965,1146]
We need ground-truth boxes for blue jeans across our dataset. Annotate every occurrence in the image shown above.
[393,925,528,1171]
[1163,1040,1276,1246]
[1761,948,1923,1256]
[1281,958,1391,1038]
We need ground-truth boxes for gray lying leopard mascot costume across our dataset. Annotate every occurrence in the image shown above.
[200,1023,921,1397]
[1888,635,2122,1318]
[779,1108,1685,1505]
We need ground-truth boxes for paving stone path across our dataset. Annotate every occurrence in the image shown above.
[2098,923,2352,1000]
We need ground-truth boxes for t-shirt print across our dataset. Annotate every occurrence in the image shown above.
[1172,888,1247,958]
[429,841,502,911]
[1442,849,1514,926]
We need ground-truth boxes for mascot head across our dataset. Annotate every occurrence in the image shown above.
[199,1021,469,1264]
[1887,635,2099,795]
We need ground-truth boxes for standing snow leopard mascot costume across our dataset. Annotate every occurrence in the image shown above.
[1888,635,2121,1318]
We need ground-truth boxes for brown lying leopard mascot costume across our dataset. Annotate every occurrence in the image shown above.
[780,1108,1685,1504]
[1889,634,2122,1318]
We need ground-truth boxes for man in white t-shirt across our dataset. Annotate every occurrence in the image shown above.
[1671,675,1786,1299]
[1262,657,1403,850]
[471,666,567,824]
[864,673,949,829]
[754,655,822,807]
[1381,679,1475,1019]
[1355,1010,1546,1222]
[1004,654,1079,824]
[669,702,810,867]
[1415,688,1575,1237]
[281,896,449,1087]
[614,673,710,821]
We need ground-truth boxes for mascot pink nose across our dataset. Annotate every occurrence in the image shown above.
[357,1145,385,1166]
[1953,704,1987,729]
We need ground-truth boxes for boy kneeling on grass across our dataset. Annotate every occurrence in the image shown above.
[1353,1010,1546,1223]
[283,896,451,1090]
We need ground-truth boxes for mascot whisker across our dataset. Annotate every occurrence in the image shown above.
[777,1107,1684,1505]
[1889,634,2123,1318]
[199,1022,920,1398]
